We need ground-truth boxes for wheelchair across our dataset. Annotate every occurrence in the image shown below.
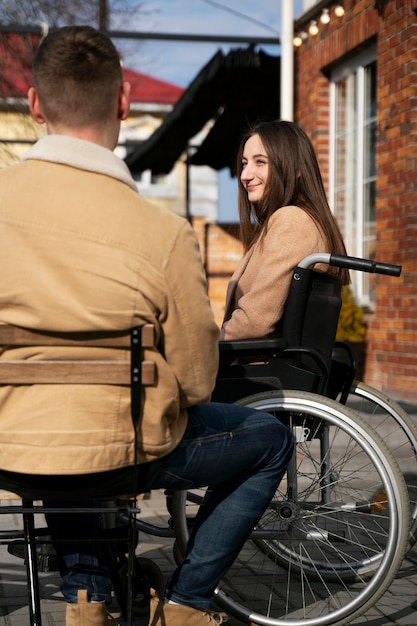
[170,253,413,626]
[0,253,413,626]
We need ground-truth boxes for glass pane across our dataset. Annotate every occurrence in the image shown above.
[364,62,376,119]
[334,75,357,257]
[362,178,376,299]
[364,120,376,179]
[364,179,376,225]
[362,62,376,302]
[332,55,377,305]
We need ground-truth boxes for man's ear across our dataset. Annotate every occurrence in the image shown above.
[28,87,45,124]
[118,81,131,121]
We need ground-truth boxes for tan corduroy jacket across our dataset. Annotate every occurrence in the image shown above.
[0,135,219,475]
[220,206,329,340]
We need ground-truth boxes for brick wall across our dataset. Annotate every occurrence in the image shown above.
[294,0,417,401]
[371,1,417,398]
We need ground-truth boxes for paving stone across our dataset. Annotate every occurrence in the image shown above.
[1,487,417,625]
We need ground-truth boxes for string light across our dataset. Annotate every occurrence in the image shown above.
[320,8,331,24]
[293,34,303,47]
[293,31,307,47]
[308,20,319,36]
[293,4,346,48]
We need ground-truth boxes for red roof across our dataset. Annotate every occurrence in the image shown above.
[0,33,35,98]
[0,33,183,106]
[123,66,183,105]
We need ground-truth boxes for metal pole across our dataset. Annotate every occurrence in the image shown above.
[0,23,280,45]
[280,0,294,121]
[99,0,109,30]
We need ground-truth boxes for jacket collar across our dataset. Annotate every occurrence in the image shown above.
[21,135,138,192]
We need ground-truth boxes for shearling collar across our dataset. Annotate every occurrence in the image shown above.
[21,135,138,192]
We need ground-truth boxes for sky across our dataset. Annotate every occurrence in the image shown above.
[111,0,305,223]
[114,0,305,88]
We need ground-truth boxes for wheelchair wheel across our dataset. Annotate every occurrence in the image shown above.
[342,380,417,550]
[172,390,409,626]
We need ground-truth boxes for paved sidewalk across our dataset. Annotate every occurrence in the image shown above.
[1,489,417,626]
[1,397,417,625]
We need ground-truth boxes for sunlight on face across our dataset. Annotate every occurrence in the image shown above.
[240,134,269,204]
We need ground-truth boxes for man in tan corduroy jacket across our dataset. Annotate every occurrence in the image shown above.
[0,26,293,626]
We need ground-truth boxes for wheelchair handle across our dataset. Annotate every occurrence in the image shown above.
[298,253,402,276]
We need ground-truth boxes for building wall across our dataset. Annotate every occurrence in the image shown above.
[375,1,417,398]
[294,0,417,400]
[192,217,243,329]
[0,109,42,166]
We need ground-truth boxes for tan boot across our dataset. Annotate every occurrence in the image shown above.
[66,589,119,626]
[148,589,228,625]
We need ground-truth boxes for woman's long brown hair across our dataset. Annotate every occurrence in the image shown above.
[236,120,350,285]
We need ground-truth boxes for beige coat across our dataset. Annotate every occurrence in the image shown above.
[221,206,328,340]
[0,136,219,475]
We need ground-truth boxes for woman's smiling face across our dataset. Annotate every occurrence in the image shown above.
[240,133,269,204]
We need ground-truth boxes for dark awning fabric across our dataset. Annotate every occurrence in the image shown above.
[125,46,280,175]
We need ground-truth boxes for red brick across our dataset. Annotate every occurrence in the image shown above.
[294,0,417,400]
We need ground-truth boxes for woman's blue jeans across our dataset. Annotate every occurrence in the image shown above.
[46,401,294,609]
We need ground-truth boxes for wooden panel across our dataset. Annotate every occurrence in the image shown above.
[0,323,156,387]
[0,323,155,349]
[140,324,155,349]
[0,360,155,386]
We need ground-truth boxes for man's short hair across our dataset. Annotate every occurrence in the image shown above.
[33,25,123,128]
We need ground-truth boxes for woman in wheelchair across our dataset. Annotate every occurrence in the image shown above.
[220,119,350,342]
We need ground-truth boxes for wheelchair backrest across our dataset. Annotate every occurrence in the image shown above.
[282,266,342,377]
[0,324,156,425]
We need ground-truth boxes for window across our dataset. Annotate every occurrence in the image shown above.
[121,139,177,199]
[132,168,177,198]
[330,48,377,306]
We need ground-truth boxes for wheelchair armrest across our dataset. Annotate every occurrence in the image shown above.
[219,337,287,358]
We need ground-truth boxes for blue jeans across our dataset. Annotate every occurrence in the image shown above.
[46,402,294,609]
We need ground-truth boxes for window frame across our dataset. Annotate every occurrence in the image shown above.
[329,46,377,307]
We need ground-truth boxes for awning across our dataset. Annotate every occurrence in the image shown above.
[125,46,280,175]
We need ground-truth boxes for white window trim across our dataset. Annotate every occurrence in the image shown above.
[329,46,377,306]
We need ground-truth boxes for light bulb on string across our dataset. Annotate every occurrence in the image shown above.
[308,20,319,36]
[320,8,330,24]
[293,34,303,47]
[293,31,307,47]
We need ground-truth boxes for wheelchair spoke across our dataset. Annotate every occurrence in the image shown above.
[172,390,410,626]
